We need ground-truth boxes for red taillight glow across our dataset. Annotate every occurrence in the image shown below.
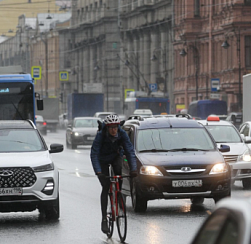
[207,116,220,121]
[43,122,47,126]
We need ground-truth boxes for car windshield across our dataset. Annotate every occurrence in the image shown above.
[0,129,44,152]
[136,128,215,152]
[205,125,242,143]
[74,119,99,128]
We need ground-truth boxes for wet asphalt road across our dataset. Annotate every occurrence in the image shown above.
[0,129,251,244]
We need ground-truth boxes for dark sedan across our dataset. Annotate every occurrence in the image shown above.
[121,117,231,212]
[66,117,100,149]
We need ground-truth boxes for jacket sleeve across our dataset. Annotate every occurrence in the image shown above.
[120,130,137,171]
[90,132,102,174]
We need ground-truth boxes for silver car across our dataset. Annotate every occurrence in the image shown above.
[199,116,251,189]
[66,117,100,149]
[0,120,63,220]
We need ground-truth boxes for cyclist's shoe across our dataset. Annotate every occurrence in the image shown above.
[101,218,109,234]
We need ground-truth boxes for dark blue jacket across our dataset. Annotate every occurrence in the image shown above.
[90,124,137,174]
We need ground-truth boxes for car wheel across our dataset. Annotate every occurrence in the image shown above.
[66,138,70,149]
[42,130,47,136]
[44,196,60,220]
[190,197,204,205]
[71,143,77,149]
[242,178,251,189]
[214,190,231,204]
[131,181,147,212]
[39,196,60,220]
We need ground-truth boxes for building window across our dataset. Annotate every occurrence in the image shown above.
[194,0,200,17]
[245,36,251,68]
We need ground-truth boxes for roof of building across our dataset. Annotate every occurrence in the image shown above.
[0,0,70,37]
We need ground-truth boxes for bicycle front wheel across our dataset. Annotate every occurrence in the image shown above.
[116,192,127,243]
[106,193,114,238]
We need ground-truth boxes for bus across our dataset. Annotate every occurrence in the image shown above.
[0,74,43,123]
[124,95,170,118]
[188,100,227,120]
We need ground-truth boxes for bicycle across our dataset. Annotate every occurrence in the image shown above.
[106,174,130,243]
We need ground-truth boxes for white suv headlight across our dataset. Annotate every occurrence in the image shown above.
[32,163,54,172]
[140,166,163,176]
[210,163,228,174]
[238,150,251,162]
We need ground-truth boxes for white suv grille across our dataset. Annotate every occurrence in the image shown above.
[0,167,36,188]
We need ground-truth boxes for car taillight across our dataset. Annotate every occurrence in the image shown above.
[43,122,47,126]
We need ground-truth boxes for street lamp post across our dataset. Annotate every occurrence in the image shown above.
[151,47,168,96]
[40,32,49,98]
[180,45,200,100]
[222,28,242,111]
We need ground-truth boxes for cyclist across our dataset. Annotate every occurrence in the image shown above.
[91,114,137,234]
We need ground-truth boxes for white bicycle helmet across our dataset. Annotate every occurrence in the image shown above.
[104,114,120,126]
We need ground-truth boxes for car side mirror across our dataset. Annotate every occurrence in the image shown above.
[219,144,230,153]
[244,136,251,144]
[49,143,64,153]
[37,99,43,110]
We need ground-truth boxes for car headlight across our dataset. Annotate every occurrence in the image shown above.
[238,150,251,162]
[32,163,54,172]
[140,166,163,176]
[210,163,228,174]
[74,132,83,136]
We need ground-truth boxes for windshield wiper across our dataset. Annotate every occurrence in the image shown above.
[139,149,170,153]
[169,148,208,152]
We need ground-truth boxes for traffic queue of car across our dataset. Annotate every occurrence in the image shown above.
[64,111,251,244]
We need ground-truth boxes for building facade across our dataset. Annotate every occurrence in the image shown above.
[174,0,251,113]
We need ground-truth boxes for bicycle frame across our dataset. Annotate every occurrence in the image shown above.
[109,175,122,221]
[107,175,129,242]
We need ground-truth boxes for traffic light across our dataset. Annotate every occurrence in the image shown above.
[59,93,63,103]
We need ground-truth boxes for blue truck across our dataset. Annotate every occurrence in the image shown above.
[67,93,104,123]
[188,100,227,119]
[124,96,170,118]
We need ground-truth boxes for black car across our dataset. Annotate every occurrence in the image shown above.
[121,117,231,212]
[66,117,100,149]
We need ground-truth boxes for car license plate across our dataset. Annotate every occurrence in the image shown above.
[172,180,202,187]
[87,136,94,140]
[0,187,23,196]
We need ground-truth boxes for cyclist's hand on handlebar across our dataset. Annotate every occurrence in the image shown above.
[97,173,106,180]
[130,171,138,178]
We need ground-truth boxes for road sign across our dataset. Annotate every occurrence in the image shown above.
[211,78,220,92]
[31,66,41,80]
[124,89,135,99]
[59,71,69,81]
[210,93,220,99]
[149,83,158,92]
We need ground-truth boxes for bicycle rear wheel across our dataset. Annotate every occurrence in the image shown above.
[106,193,114,238]
[116,192,127,243]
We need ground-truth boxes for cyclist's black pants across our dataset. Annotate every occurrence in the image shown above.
[99,156,122,219]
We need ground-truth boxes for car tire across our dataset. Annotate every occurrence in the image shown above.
[131,181,147,212]
[71,143,77,149]
[214,190,231,204]
[66,138,70,149]
[39,195,60,220]
[190,197,204,205]
[242,178,251,189]
[45,196,60,220]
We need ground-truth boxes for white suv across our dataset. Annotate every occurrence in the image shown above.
[199,116,251,189]
[0,120,63,219]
